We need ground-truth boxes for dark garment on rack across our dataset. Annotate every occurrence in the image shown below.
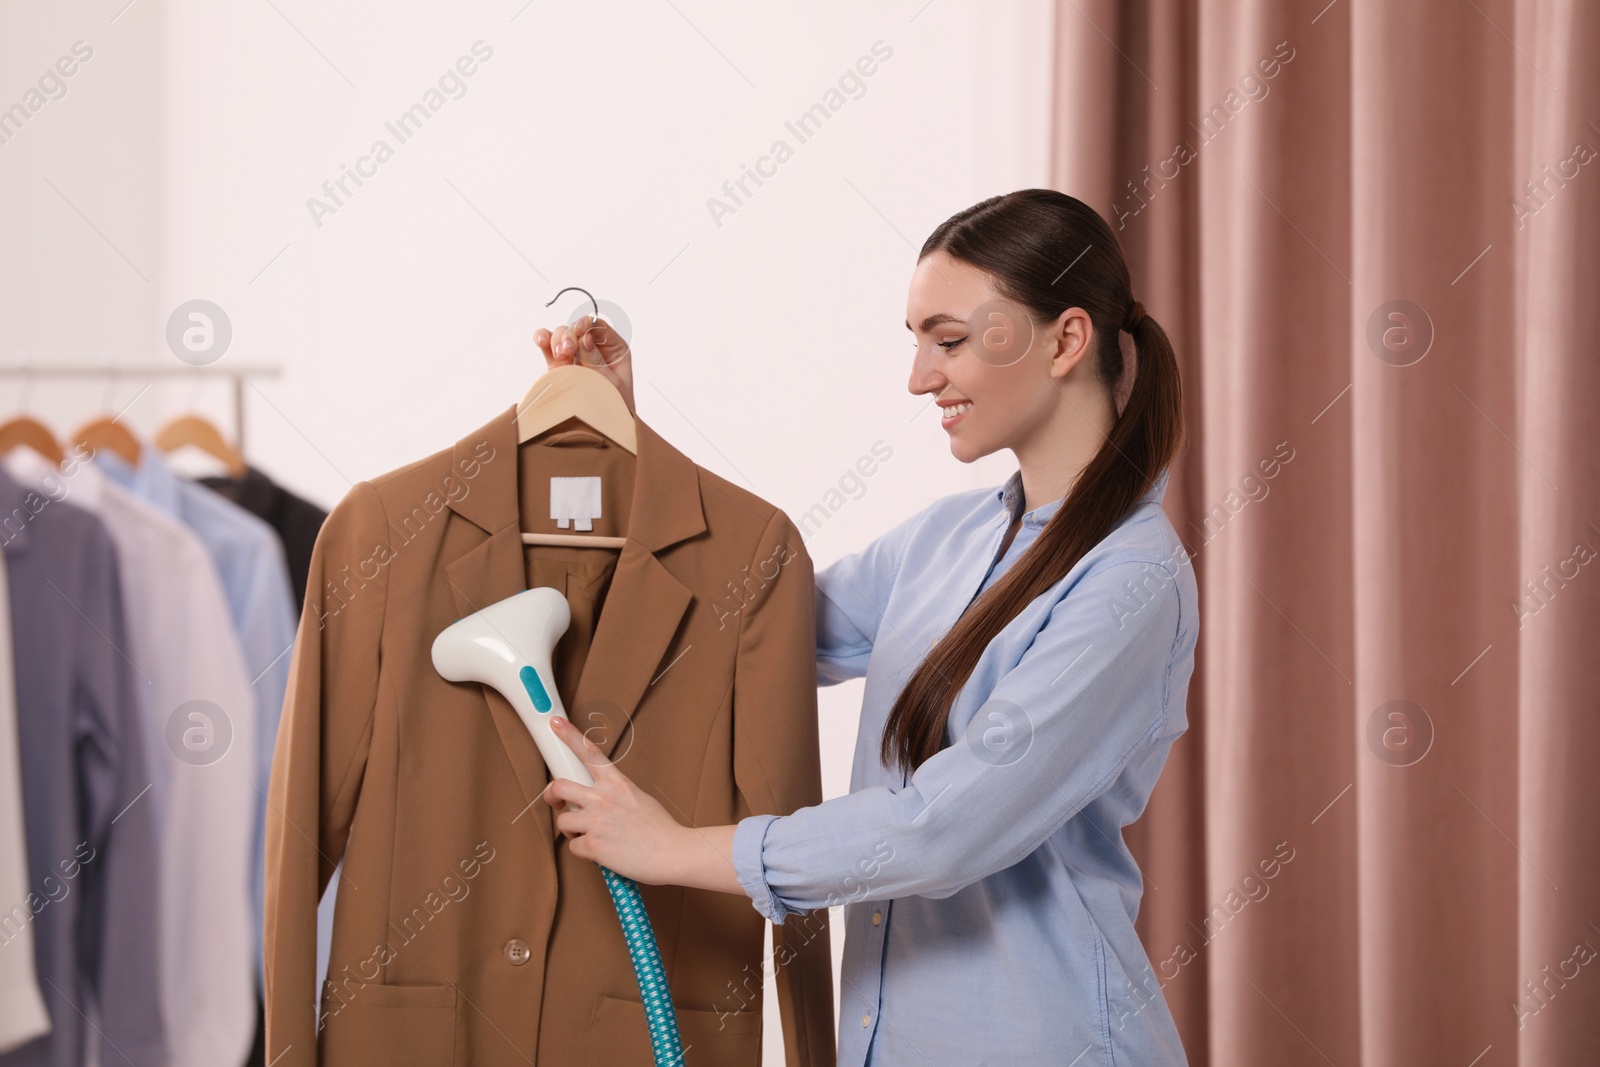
[0,467,165,1067]
[197,465,326,1067]
[199,465,327,610]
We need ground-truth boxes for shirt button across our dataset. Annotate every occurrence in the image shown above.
[504,938,531,966]
[871,911,882,926]
[861,1013,871,1027]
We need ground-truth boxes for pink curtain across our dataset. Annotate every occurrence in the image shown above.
[1051,1,1600,1062]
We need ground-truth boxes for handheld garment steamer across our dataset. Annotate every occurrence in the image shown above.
[431,587,684,1065]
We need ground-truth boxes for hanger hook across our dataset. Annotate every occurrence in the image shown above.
[544,286,602,326]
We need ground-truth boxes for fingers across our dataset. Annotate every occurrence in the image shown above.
[534,327,570,370]
[537,316,631,399]
[534,325,583,368]
[540,775,598,810]
[564,831,593,861]
[571,315,611,352]
[551,715,614,775]
[541,779,584,842]
[572,315,629,369]
[543,726,610,845]
[554,810,585,838]
[552,325,578,361]
[572,315,597,352]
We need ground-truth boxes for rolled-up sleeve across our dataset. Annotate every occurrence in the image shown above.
[815,506,930,685]
[732,813,788,923]
[738,556,1185,916]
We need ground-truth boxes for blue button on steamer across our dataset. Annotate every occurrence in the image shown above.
[519,665,553,712]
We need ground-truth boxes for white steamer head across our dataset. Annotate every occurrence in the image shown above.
[430,586,594,786]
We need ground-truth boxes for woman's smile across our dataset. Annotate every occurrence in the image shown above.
[939,399,973,427]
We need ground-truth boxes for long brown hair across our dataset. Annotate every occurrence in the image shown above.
[879,188,1185,774]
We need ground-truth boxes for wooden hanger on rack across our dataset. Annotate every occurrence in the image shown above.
[154,413,247,478]
[71,415,142,468]
[68,371,144,466]
[517,286,634,550]
[0,415,65,466]
[0,373,66,466]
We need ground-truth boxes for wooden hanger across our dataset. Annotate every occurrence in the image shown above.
[0,415,65,466]
[154,413,247,478]
[517,287,634,549]
[71,415,142,468]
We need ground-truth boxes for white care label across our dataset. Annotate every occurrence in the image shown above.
[550,476,602,531]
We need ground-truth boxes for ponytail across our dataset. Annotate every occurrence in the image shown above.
[880,190,1185,774]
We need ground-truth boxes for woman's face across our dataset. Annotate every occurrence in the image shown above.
[904,250,1094,463]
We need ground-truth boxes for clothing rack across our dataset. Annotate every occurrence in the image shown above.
[0,364,282,445]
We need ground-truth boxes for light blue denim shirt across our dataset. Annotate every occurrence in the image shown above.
[732,465,1196,1066]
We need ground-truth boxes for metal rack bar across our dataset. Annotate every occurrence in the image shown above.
[0,364,282,447]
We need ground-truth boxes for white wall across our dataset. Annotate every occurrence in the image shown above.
[2,1,1055,1059]
[1,3,161,361]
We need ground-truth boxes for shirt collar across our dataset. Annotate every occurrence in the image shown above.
[0,464,36,555]
[6,448,108,512]
[997,470,1062,530]
[96,445,184,516]
[996,465,1172,528]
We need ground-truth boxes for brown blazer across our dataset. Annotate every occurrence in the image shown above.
[264,405,835,1066]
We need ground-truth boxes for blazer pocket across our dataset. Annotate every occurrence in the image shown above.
[587,993,761,1067]
[320,980,458,1065]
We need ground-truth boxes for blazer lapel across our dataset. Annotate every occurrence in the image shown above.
[439,405,708,845]
[440,404,554,849]
[568,541,693,764]
[572,417,706,762]
[444,526,552,840]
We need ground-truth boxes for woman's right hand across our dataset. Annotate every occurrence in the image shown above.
[534,316,636,415]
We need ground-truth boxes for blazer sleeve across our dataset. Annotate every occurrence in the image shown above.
[814,504,930,686]
[264,482,389,1067]
[731,508,836,1067]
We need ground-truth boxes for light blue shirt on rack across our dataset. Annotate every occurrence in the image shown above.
[97,448,299,988]
[733,465,1197,1067]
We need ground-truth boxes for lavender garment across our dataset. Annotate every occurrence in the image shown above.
[96,449,297,987]
[0,466,165,1067]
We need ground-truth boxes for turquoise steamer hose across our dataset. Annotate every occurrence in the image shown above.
[519,665,685,1066]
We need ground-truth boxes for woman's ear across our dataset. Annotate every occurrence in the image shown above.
[1047,306,1095,380]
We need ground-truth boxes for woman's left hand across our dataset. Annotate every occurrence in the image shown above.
[539,716,689,885]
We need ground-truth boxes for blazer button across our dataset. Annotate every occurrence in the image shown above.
[504,938,531,966]
[871,911,882,925]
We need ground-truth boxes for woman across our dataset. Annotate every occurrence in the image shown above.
[533,189,1197,1066]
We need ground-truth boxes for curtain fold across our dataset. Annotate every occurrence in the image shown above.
[1051,1,1600,1063]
